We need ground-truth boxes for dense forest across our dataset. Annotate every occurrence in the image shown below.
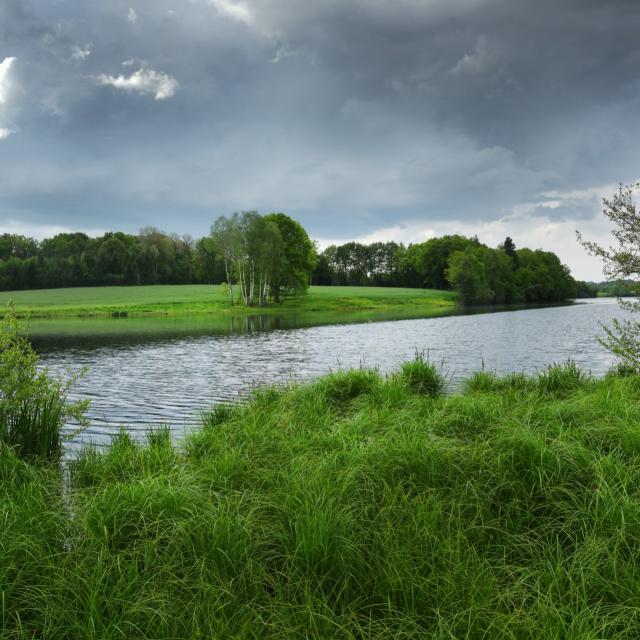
[0,216,585,305]
[0,227,224,290]
[315,236,579,304]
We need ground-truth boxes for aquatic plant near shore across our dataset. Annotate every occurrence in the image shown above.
[0,307,88,462]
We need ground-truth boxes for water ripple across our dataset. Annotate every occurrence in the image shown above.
[37,299,627,450]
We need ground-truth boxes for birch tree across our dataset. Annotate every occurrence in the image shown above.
[211,212,286,307]
[211,214,241,305]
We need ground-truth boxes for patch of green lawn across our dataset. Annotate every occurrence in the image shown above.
[0,284,456,319]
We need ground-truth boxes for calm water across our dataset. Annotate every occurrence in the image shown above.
[32,298,628,450]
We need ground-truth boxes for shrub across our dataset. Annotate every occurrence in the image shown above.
[0,306,87,462]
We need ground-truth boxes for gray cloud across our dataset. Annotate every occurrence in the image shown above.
[0,0,639,278]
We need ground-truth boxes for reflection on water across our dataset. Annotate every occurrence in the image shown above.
[32,298,628,451]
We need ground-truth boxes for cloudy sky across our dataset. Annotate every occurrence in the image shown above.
[1,0,639,279]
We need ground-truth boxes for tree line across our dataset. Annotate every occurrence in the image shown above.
[314,235,579,304]
[0,212,317,307]
[0,215,579,306]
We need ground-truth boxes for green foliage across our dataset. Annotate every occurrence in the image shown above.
[445,242,576,305]
[318,240,406,287]
[0,307,87,461]
[0,226,230,291]
[5,364,640,637]
[575,280,599,298]
[201,402,236,429]
[404,234,478,289]
[0,223,577,312]
[210,211,316,307]
[315,234,575,306]
[594,279,639,297]
[515,248,577,302]
[264,213,317,300]
[578,183,640,371]
[445,247,490,305]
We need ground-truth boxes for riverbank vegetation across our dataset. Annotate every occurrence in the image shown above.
[3,358,640,638]
[0,310,86,460]
[0,285,456,319]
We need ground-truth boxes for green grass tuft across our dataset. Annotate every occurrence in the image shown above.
[537,360,591,397]
[399,352,445,397]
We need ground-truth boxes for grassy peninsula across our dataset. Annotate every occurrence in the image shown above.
[0,284,456,319]
[4,361,640,638]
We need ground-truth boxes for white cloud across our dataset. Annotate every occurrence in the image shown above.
[128,8,137,24]
[71,44,92,61]
[97,68,179,100]
[0,57,16,140]
[209,0,253,25]
[0,57,16,105]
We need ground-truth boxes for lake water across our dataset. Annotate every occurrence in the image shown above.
[31,298,629,450]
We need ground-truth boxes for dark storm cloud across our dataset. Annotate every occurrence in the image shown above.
[0,0,639,275]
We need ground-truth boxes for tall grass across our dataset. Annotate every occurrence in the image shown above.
[3,362,640,638]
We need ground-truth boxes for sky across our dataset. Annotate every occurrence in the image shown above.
[1,0,639,280]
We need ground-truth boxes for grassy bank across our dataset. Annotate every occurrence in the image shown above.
[3,362,640,638]
[0,284,456,319]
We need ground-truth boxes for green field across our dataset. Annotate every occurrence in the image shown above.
[4,362,640,638]
[0,284,456,319]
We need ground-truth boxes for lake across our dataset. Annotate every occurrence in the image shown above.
[31,298,628,451]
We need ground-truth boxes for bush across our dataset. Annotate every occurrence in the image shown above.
[0,307,87,462]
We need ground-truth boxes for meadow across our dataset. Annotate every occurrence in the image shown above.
[0,284,456,319]
[3,360,640,638]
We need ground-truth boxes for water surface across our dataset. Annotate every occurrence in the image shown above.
[32,298,627,450]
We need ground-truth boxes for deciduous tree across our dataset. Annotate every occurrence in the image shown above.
[578,182,640,369]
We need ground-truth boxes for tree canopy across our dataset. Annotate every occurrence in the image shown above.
[210,211,315,307]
